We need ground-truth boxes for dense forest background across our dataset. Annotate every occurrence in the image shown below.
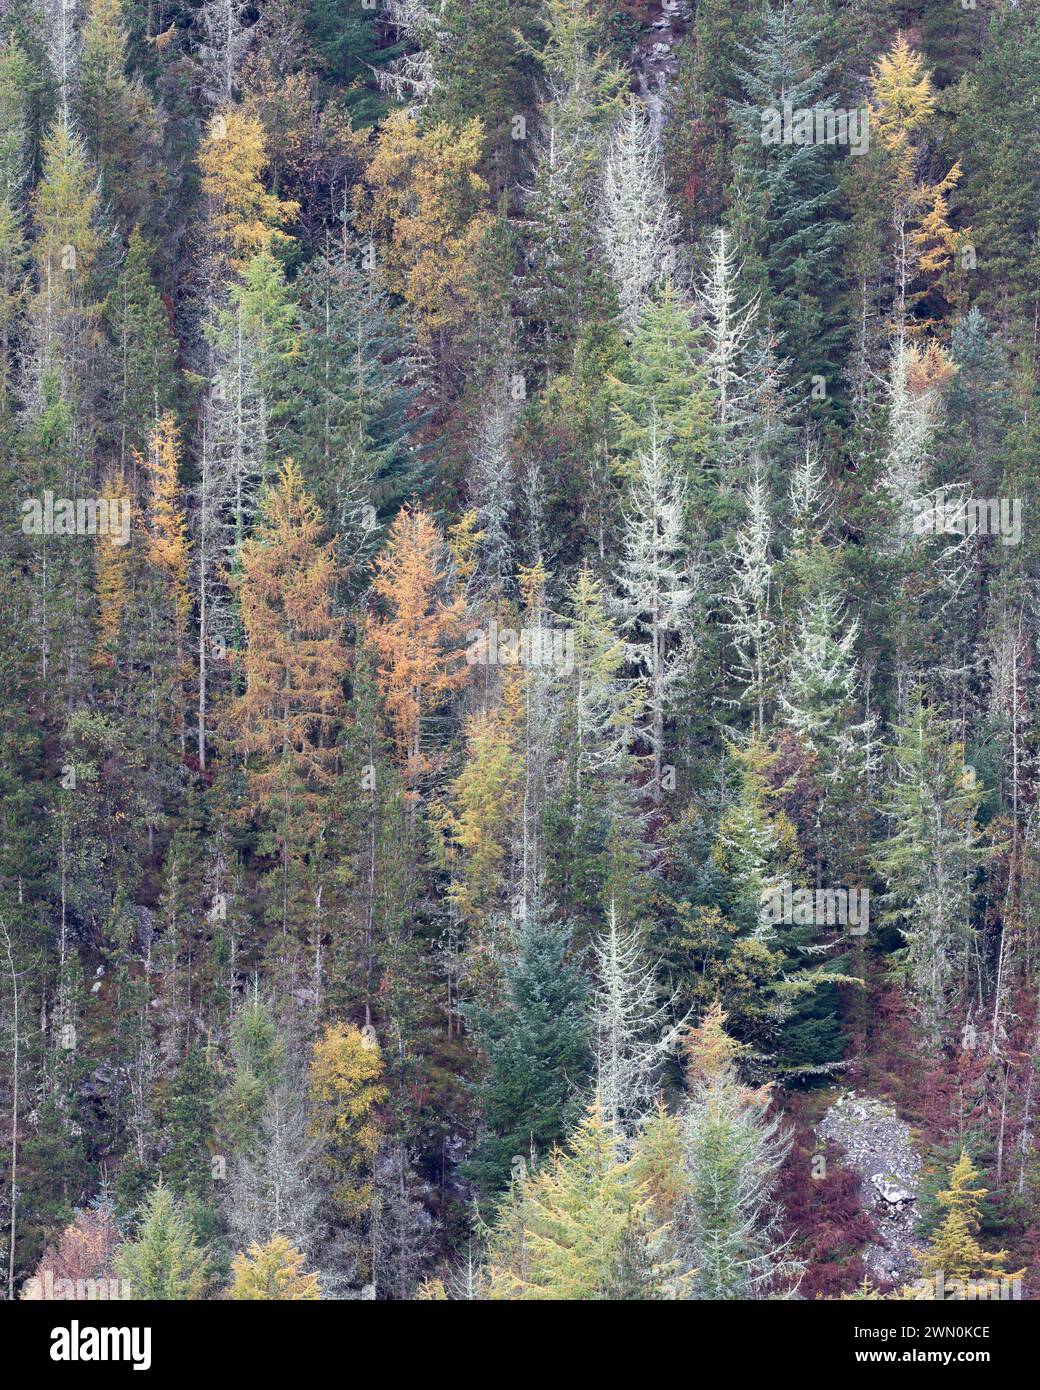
[1,0,1039,1301]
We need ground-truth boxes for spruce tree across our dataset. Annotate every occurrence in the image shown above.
[464,910,591,1200]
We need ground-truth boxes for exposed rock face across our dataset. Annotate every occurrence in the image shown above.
[819,1091,922,1287]
[632,0,690,138]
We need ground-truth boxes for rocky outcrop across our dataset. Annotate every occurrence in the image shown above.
[631,0,690,138]
[818,1090,922,1287]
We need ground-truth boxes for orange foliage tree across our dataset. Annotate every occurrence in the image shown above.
[365,507,468,803]
[223,460,347,934]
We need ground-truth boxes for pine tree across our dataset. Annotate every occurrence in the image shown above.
[544,563,644,927]
[28,115,103,416]
[227,1081,321,1259]
[867,36,966,334]
[138,414,190,753]
[371,1142,436,1300]
[444,704,518,940]
[224,990,285,1154]
[468,381,515,597]
[205,250,298,551]
[0,36,29,404]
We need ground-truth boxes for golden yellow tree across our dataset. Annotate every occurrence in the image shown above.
[136,415,191,740]
[914,1151,1024,1297]
[223,460,347,938]
[93,471,131,669]
[198,109,299,273]
[308,1023,387,1224]
[445,704,519,929]
[229,1236,320,1300]
[484,1103,679,1300]
[365,506,468,799]
[868,36,969,329]
[356,111,493,344]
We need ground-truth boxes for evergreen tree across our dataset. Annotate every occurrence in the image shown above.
[464,910,591,1199]
[114,1183,209,1299]
[678,1003,801,1300]
[728,0,848,409]
[598,98,678,335]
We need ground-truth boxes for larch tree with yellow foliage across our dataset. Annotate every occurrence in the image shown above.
[199,109,299,274]
[222,460,347,967]
[138,415,191,753]
[356,111,493,349]
[308,1023,388,1229]
[868,36,969,333]
[92,471,131,670]
[485,1102,683,1301]
[913,1150,1023,1298]
[229,1235,320,1300]
[444,703,519,945]
[366,506,468,806]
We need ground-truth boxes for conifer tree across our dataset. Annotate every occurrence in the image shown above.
[723,467,778,731]
[598,98,679,335]
[365,506,467,799]
[106,230,179,471]
[198,109,298,274]
[485,1103,678,1300]
[356,110,492,349]
[678,1002,801,1300]
[308,1022,388,1226]
[728,0,847,403]
[0,36,29,403]
[696,227,757,457]
[280,238,422,581]
[114,1183,209,1299]
[28,115,103,416]
[464,910,591,1199]
[915,1150,1022,1296]
[222,460,347,955]
[615,422,692,805]
[591,902,677,1144]
[229,1234,320,1300]
[610,282,713,489]
[75,0,163,234]
[874,694,989,1045]
[193,0,256,108]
